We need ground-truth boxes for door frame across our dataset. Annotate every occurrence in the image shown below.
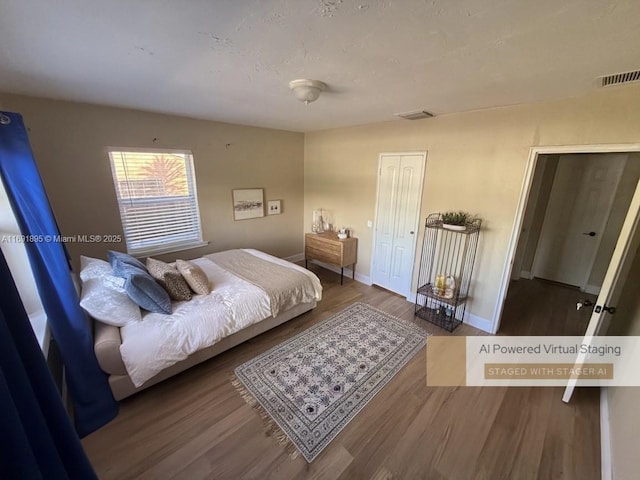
[370,151,427,300]
[492,143,640,334]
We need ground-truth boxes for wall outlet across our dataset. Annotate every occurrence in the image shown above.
[367,220,373,228]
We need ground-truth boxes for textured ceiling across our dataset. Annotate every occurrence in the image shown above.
[1,0,639,132]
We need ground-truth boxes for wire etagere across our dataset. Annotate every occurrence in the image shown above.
[415,213,481,332]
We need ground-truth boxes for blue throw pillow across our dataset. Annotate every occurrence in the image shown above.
[124,272,172,314]
[108,250,147,274]
[112,258,147,278]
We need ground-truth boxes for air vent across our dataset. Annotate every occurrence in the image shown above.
[395,109,434,120]
[600,70,640,87]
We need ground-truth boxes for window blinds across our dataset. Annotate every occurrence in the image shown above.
[108,150,203,256]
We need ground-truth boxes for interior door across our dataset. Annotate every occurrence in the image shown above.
[563,175,640,402]
[372,153,425,297]
[533,154,626,287]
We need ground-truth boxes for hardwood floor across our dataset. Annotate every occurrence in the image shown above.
[82,270,600,480]
[498,277,597,336]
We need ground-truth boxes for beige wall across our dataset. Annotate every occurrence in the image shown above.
[0,94,305,269]
[304,84,640,324]
[3,84,640,326]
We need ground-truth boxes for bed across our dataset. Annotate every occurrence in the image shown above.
[83,249,322,400]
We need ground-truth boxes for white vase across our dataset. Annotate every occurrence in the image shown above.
[442,223,466,231]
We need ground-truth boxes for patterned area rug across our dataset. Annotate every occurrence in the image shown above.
[232,302,427,462]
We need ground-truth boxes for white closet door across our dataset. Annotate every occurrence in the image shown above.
[372,153,425,297]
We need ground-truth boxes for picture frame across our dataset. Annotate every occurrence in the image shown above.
[267,200,282,215]
[232,188,264,220]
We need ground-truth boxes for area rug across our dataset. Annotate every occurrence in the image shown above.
[232,302,427,462]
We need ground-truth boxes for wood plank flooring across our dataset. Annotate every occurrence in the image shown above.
[498,277,596,336]
[82,271,600,480]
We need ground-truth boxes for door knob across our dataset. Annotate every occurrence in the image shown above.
[409,231,415,235]
[582,231,596,237]
[576,299,593,311]
[595,305,616,314]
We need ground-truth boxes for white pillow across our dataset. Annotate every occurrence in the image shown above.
[80,255,111,281]
[79,256,142,327]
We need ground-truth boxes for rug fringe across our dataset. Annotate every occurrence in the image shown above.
[231,374,301,460]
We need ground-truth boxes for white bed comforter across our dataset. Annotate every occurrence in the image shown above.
[119,249,322,387]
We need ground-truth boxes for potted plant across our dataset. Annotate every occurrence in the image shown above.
[441,211,474,231]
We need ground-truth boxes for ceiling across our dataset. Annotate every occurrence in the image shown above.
[1,0,639,132]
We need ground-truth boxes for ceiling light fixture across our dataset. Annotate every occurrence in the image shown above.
[289,79,327,105]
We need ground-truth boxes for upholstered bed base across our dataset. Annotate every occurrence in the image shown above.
[94,301,316,400]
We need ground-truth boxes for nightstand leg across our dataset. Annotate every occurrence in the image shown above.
[305,259,308,269]
[341,267,344,285]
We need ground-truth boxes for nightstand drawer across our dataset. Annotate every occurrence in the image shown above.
[305,245,341,265]
[305,235,342,255]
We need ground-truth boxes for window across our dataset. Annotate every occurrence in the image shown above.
[108,149,204,256]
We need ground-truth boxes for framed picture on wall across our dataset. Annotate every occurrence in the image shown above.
[267,200,282,215]
[232,188,264,220]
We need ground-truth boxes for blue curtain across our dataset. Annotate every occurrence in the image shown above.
[0,249,98,479]
[0,111,118,437]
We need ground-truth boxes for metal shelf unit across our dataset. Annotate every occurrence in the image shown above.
[415,213,481,332]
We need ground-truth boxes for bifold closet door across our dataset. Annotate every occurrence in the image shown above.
[372,153,425,297]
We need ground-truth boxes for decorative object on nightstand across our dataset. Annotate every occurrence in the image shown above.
[305,232,357,285]
[415,213,481,331]
[311,209,333,233]
[312,209,325,233]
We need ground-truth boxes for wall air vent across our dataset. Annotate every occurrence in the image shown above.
[599,70,640,87]
[395,109,434,120]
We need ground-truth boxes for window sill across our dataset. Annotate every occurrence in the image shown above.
[129,240,210,258]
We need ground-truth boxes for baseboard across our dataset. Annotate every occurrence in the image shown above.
[464,312,493,333]
[583,284,601,295]
[299,255,491,332]
[284,253,305,263]
[600,387,612,480]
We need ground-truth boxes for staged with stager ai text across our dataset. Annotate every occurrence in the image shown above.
[426,336,639,387]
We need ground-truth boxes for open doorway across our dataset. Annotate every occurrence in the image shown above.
[498,150,640,335]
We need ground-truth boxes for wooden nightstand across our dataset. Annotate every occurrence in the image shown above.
[305,232,357,284]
